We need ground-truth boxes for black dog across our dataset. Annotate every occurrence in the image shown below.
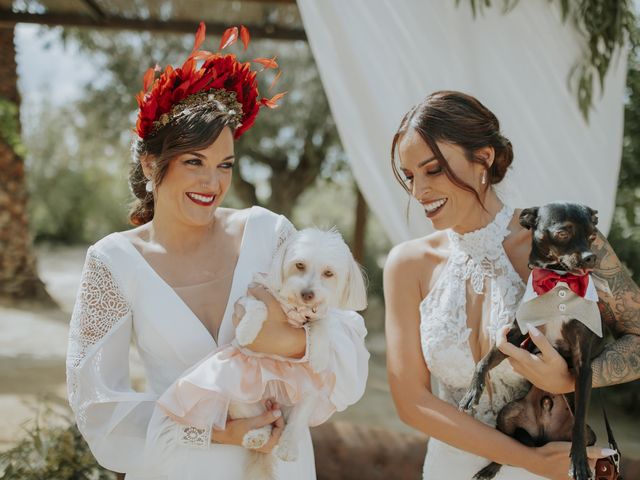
[459,202,605,480]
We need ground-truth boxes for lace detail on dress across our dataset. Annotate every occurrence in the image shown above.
[420,205,529,425]
[178,425,211,448]
[447,205,512,295]
[67,250,131,410]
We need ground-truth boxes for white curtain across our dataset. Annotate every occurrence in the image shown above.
[296,0,627,243]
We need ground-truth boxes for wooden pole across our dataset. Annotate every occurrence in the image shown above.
[353,184,368,265]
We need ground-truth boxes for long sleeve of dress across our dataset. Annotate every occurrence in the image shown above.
[326,309,369,411]
[66,247,211,476]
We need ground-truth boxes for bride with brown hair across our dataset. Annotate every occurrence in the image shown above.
[384,91,640,479]
[66,24,369,480]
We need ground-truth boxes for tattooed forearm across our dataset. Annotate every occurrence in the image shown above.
[592,231,640,336]
[592,334,640,387]
[588,231,640,387]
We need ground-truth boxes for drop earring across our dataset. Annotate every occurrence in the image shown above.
[145,179,154,192]
[481,171,487,185]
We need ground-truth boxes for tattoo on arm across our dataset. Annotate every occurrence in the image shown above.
[592,334,640,387]
[589,231,640,386]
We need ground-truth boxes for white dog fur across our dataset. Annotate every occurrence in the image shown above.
[229,228,367,479]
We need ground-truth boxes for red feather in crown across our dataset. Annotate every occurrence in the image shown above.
[135,22,286,140]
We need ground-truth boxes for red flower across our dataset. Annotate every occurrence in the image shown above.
[135,23,286,140]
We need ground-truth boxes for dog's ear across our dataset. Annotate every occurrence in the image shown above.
[340,255,368,311]
[588,207,599,226]
[519,207,539,230]
[268,230,297,289]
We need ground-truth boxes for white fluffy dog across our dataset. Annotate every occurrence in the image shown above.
[231,227,367,478]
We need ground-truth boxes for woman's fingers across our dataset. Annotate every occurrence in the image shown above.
[586,446,618,459]
[258,417,284,453]
[527,325,557,358]
[248,408,282,429]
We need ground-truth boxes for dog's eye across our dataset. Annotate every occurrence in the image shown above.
[554,231,570,241]
[295,262,305,271]
[323,270,334,278]
[588,233,597,243]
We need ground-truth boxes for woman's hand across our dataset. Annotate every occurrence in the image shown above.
[524,441,615,479]
[211,400,284,453]
[497,324,575,394]
[233,284,307,358]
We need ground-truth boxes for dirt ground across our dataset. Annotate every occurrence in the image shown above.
[1,245,638,462]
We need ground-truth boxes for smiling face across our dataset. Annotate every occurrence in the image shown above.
[145,127,235,227]
[397,128,489,232]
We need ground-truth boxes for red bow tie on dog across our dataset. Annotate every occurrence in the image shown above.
[531,269,589,297]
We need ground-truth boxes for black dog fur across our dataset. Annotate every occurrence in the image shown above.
[459,202,605,480]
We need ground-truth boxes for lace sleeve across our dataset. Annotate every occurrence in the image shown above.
[66,248,211,476]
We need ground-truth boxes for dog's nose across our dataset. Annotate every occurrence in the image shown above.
[301,289,315,302]
[581,252,597,267]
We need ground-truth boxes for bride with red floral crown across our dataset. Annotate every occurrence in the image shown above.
[66,23,368,480]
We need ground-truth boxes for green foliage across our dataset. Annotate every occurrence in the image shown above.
[609,25,640,284]
[459,0,635,119]
[24,102,130,244]
[0,408,113,480]
[0,96,26,158]
[234,40,346,217]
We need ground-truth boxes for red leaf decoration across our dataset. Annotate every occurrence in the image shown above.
[240,25,250,51]
[192,22,206,52]
[261,91,287,109]
[219,26,238,50]
[135,24,280,140]
[269,70,282,91]
[142,67,155,92]
[252,56,278,69]
[190,50,214,60]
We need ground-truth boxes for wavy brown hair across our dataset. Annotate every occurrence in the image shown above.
[391,91,514,206]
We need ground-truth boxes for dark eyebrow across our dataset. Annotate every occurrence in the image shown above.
[186,152,235,162]
[418,156,437,168]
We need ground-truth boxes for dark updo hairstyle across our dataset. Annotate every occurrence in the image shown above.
[129,101,238,226]
[391,90,514,207]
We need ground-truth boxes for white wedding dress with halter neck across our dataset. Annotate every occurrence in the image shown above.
[420,205,546,479]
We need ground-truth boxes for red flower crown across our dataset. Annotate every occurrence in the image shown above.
[135,23,285,140]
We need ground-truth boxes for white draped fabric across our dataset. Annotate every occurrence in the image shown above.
[296,0,627,243]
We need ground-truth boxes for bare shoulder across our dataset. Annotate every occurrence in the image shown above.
[504,208,533,282]
[385,230,449,299]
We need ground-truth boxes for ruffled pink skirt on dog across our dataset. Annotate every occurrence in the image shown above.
[157,340,337,431]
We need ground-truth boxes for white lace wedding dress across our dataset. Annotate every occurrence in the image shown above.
[420,205,546,479]
[66,206,369,480]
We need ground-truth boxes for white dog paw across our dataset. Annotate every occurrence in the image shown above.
[274,435,298,462]
[242,425,272,450]
[235,303,268,346]
[309,346,330,373]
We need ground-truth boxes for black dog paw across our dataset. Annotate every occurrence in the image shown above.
[459,384,484,412]
[570,457,594,480]
[473,462,502,480]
